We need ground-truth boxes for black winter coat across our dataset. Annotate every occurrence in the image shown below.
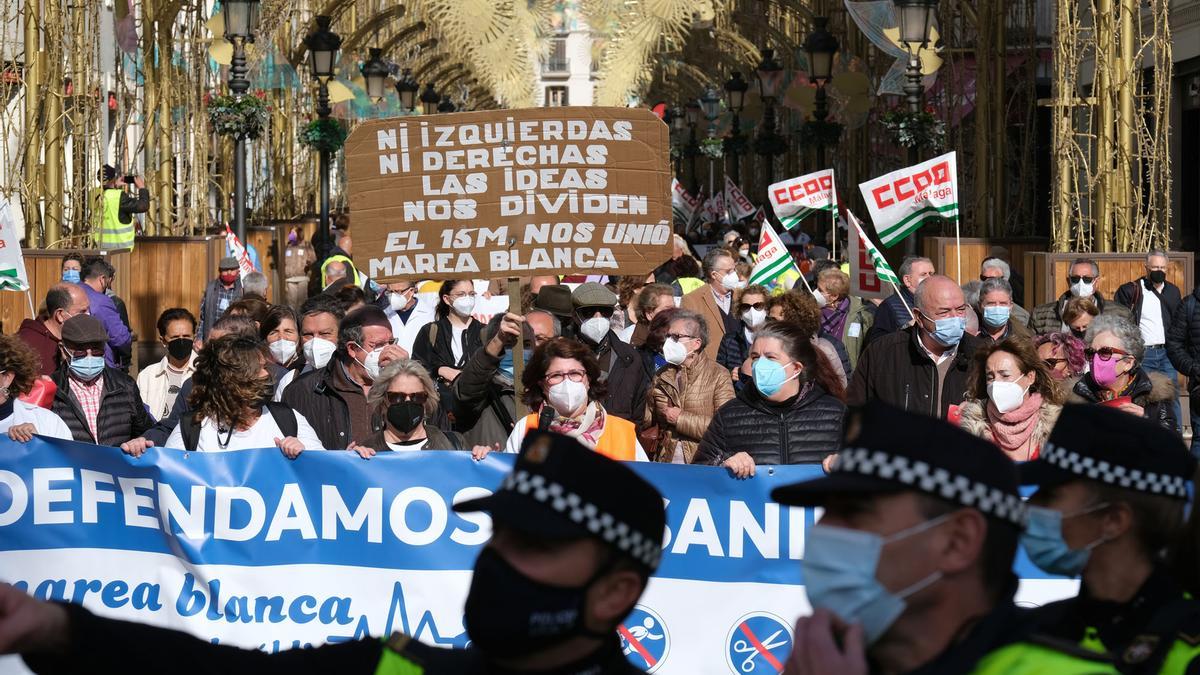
[595,331,650,427]
[1115,277,1181,333]
[1070,368,1177,431]
[412,315,486,379]
[1167,290,1200,406]
[863,287,915,348]
[280,363,354,449]
[847,326,983,419]
[50,365,154,446]
[694,383,846,466]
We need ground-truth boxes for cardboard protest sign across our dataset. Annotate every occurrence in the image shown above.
[768,169,837,232]
[345,107,672,282]
[857,151,959,247]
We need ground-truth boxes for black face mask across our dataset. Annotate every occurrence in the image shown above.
[1149,270,1167,285]
[166,338,194,361]
[1071,328,1087,340]
[386,400,425,433]
[464,547,611,658]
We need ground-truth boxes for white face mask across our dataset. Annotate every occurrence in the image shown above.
[388,291,410,312]
[720,271,740,291]
[269,339,297,365]
[1070,280,1095,298]
[742,307,766,329]
[812,290,828,309]
[987,379,1029,414]
[546,379,588,416]
[303,337,337,369]
[356,345,384,381]
[451,295,476,317]
[579,316,611,343]
[663,337,689,365]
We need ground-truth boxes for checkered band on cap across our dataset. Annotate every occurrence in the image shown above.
[499,469,663,568]
[1040,442,1189,499]
[832,448,1027,525]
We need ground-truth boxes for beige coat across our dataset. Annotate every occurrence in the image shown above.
[681,284,730,360]
[645,353,736,463]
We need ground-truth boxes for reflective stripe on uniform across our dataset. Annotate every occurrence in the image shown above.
[972,641,1117,674]
[1161,639,1200,673]
[374,636,425,675]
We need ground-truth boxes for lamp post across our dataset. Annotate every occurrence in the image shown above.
[306,14,340,261]
[895,0,938,255]
[754,48,785,200]
[224,0,260,244]
[668,106,686,180]
[395,69,420,112]
[360,48,390,102]
[804,17,839,170]
[699,86,721,198]
[723,72,748,185]
[420,84,440,115]
[685,101,701,194]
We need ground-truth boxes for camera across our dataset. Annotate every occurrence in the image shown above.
[124,175,136,184]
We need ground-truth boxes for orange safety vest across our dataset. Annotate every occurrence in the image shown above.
[523,413,637,461]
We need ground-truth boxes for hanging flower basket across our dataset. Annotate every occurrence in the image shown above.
[699,137,725,160]
[879,106,946,151]
[299,118,349,153]
[206,91,271,140]
[670,142,684,160]
[797,120,844,148]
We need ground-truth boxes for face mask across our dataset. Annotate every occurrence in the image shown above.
[388,291,410,312]
[1070,280,1095,298]
[742,308,766,329]
[753,358,800,397]
[663,338,689,365]
[268,339,297,365]
[386,400,425,434]
[287,231,299,245]
[981,306,1011,328]
[464,547,608,658]
[1091,353,1127,388]
[303,337,337,369]
[355,345,384,380]
[720,271,740,291]
[802,517,948,644]
[987,379,1028,414]
[812,290,828,309]
[1071,328,1087,341]
[739,248,750,260]
[1021,504,1109,577]
[69,355,105,381]
[61,269,80,284]
[922,313,965,347]
[451,296,476,317]
[219,272,239,285]
[166,337,194,362]
[734,279,748,291]
[499,348,534,377]
[546,379,588,416]
[579,317,611,344]
[1149,270,1167,285]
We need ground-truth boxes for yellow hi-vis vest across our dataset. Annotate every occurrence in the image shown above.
[99,188,135,250]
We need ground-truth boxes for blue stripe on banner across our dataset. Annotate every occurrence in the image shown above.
[0,438,1060,585]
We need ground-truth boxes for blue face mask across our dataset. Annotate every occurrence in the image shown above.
[981,306,1011,329]
[1020,504,1109,577]
[499,348,533,377]
[752,357,799,397]
[922,313,966,347]
[803,517,949,644]
[69,354,105,381]
[62,269,81,284]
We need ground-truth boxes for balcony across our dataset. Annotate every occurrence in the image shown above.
[541,57,571,79]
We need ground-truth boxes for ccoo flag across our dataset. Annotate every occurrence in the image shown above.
[858,151,959,247]
[224,224,256,279]
[749,221,802,287]
[672,179,700,226]
[848,210,899,285]
[0,198,29,291]
[768,169,838,231]
[724,176,757,221]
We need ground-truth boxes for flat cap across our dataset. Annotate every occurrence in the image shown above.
[571,282,617,310]
[61,314,108,345]
[218,256,239,270]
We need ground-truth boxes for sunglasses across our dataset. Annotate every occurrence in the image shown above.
[1068,275,1096,284]
[740,301,766,312]
[1042,358,1067,369]
[577,307,615,319]
[1084,347,1130,361]
[386,392,428,405]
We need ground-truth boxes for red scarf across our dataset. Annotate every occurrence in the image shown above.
[985,392,1044,460]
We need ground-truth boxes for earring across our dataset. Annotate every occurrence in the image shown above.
[0,386,9,401]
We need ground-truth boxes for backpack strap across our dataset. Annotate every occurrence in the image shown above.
[264,401,299,439]
[179,415,201,453]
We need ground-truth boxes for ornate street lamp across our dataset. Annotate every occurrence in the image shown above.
[724,72,748,185]
[395,68,420,112]
[699,86,721,128]
[685,101,701,194]
[754,48,783,102]
[223,0,260,244]
[360,47,390,101]
[894,0,938,254]
[420,84,440,115]
[305,14,340,260]
[804,17,840,169]
[754,48,786,196]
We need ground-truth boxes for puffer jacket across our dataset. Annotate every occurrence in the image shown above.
[1028,292,1132,336]
[957,398,1062,460]
[693,383,846,466]
[644,353,735,462]
[50,365,154,446]
[847,326,983,420]
[1167,289,1200,409]
[1069,368,1177,430]
[451,346,517,448]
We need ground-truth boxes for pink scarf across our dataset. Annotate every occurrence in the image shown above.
[545,402,607,449]
[985,392,1043,460]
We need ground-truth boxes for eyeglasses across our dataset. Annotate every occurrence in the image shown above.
[62,347,103,358]
[357,338,397,351]
[666,333,697,342]
[386,391,428,405]
[1084,347,1130,361]
[980,274,1003,281]
[1043,358,1067,369]
[1068,275,1096,284]
[544,370,587,385]
[449,291,477,299]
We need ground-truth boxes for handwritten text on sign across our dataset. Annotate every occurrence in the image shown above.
[346,108,672,281]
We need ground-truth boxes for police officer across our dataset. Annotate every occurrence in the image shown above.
[96,165,149,251]
[771,401,1116,674]
[0,431,665,674]
[1020,404,1200,673]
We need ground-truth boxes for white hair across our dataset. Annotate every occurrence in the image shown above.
[980,257,1010,280]
[242,271,268,296]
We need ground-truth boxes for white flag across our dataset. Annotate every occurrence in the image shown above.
[768,169,838,231]
[749,220,801,288]
[858,151,959,248]
[724,176,757,221]
[0,198,29,291]
[701,191,726,224]
[224,224,256,279]
[671,179,700,226]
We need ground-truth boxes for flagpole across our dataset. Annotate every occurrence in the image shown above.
[24,289,34,319]
[954,215,962,283]
[831,209,837,261]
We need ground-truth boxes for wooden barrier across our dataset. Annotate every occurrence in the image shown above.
[0,249,131,334]
[922,237,1050,307]
[1024,251,1194,306]
[126,236,225,365]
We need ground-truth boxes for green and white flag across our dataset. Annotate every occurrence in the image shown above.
[0,198,29,291]
[671,178,700,226]
[768,169,837,231]
[858,151,958,247]
[748,220,801,288]
[848,210,899,285]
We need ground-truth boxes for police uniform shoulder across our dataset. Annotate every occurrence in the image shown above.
[384,633,486,672]
[1022,632,1116,663]
[1173,600,1200,646]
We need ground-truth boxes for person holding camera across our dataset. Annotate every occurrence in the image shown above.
[96,165,149,251]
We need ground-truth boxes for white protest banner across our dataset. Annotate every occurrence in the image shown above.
[724,176,757,221]
[345,108,672,281]
[224,224,256,278]
[847,212,893,301]
[0,198,29,291]
[768,169,837,232]
[857,151,959,248]
[671,178,700,226]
